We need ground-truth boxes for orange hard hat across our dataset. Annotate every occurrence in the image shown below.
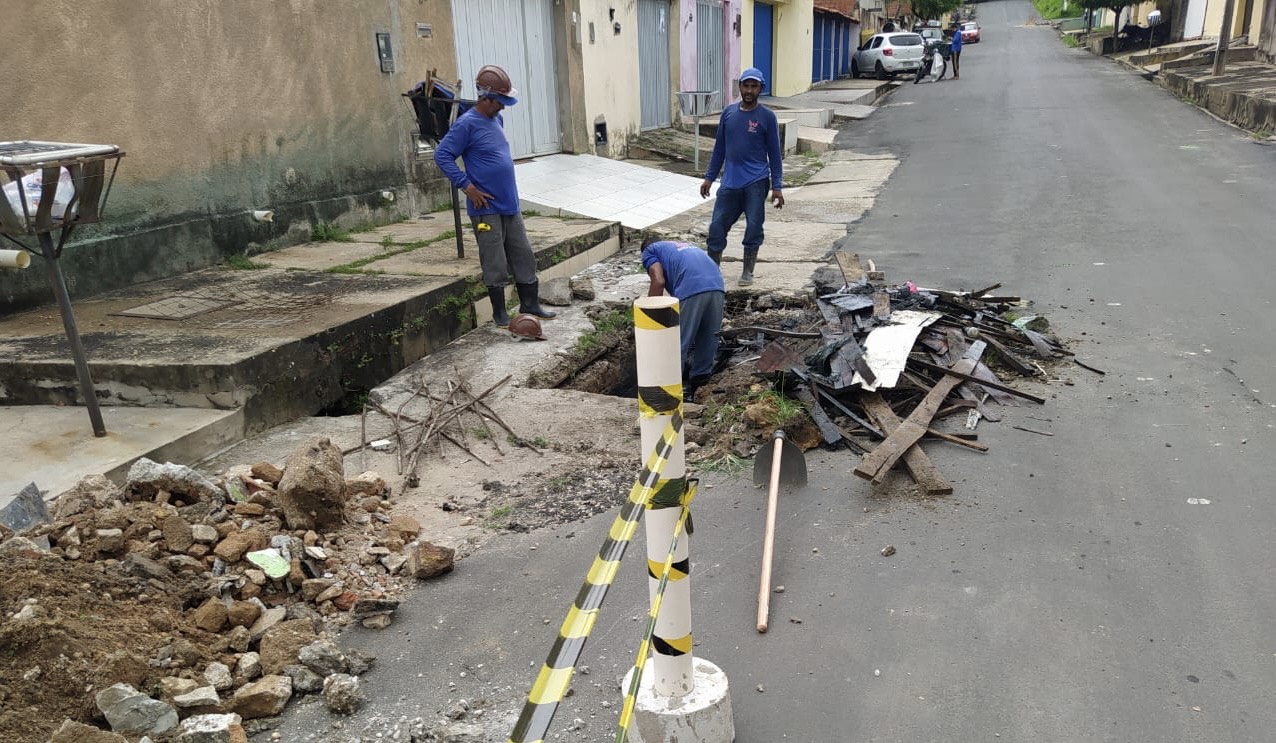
[509,313,546,341]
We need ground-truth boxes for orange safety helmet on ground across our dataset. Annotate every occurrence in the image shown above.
[509,313,547,341]
[475,65,519,106]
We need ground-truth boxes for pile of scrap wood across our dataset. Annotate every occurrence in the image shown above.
[726,252,1080,494]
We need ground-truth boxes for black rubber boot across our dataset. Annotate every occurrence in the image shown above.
[739,252,758,286]
[708,250,723,266]
[488,286,510,327]
[516,282,556,319]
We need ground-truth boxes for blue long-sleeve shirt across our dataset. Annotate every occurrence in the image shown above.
[951,29,963,52]
[433,109,520,217]
[703,103,783,190]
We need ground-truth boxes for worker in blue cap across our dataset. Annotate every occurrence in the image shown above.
[435,64,555,327]
[699,67,784,287]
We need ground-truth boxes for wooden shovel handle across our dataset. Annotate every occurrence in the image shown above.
[757,437,784,633]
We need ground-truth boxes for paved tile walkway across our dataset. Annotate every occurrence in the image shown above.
[517,154,710,229]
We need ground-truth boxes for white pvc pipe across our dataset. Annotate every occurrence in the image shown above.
[633,295,695,699]
[0,249,30,269]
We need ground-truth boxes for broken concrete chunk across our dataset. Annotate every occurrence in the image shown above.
[126,458,224,504]
[381,553,408,574]
[540,276,573,306]
[250,462,284,485]
[228,674,292,719]
[246,606,288,642]
[233,652,262,684]
[387,514,421,539]
[258,618,319,676]
[175,712,244,743]
[362,614,393,629]
[161,513,195,552]
[297,640,348,677]
[407,541,455,579]
[435,722,486,743]
[122,553,174,581]
[277,437,346,531]
[213,529,269,563]
[569,275,596,301]
[0,482,50,533]
[227,600,261,628]
[0,536,47,557]
[172,685,222,709]
[190,598,228,633]
[158,676,200,703]
[282,664,323,694]
[46,718,130,743]
[203,662,234,691]
[94,683,179,736]
[322,673,365,715]
[301,578,335,601]
[191,524,219,544]
[345,648,375,676]
[53,474,122,519]
[352,597,399,618]
[344,471,387,499]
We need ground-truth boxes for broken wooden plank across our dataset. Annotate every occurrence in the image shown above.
[757,340,804,373]
[1074,358,1106,375]
[721,326,822,339]
[791,368,884,438]
[910,358,1047,404]
[871,290,891,319]
[795,388,843,447]
[855,348,983,485]
[833,251,866,284]
[860,392,953,495]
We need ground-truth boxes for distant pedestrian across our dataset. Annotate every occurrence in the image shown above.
[641,238,725,396]
[949,22,963,79]
[434,64,555,327]
[700,67,784,287]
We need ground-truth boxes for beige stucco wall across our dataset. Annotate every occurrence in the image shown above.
[1202,0,1253,38]
[578,0,644,158]
[773,0,815,96]
[1,0,459,308]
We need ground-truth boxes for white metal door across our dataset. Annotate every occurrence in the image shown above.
[452,0,561,157]
[1183,0,1208,39]
[639,0,673,129]
[696,0,725,111]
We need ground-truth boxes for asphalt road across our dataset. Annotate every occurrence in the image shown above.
[264,3,1276,741]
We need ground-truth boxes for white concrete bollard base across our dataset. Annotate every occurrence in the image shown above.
[622,657,734,743]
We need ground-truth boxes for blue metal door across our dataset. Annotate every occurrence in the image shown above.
[752,3,774,94]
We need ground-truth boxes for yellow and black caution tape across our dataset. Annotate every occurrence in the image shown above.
[507,411,684,743]
[615,480,697,743]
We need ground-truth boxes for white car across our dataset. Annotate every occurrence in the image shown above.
[852,33,926,80]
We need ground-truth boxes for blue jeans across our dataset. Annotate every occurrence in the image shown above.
[679,290,724,380]
[707,177,769,260]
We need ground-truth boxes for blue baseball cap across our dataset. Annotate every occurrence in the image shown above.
[740,67,766,85]
[480,91,519,107]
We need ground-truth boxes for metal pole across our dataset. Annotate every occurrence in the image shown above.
[693,114,702,173]
[451,187,465,259]
[632,296,694,698]
[38,231,106,437]
[1212,0,1237,76]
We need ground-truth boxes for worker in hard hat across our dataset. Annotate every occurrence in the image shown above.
[641,237,725,398]
[434,64,555,327]
[699,67,784,287]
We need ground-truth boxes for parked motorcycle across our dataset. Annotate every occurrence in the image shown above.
[914,40,948,84]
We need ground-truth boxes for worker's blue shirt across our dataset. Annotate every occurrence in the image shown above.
[951,30,963,52]
[642,241,725,300]
[433,109,520,217]
[704,103,784,191]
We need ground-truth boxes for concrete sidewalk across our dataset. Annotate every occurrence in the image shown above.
[1109,41,1276,136]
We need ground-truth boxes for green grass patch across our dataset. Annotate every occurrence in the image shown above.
[697,452,748,474]
[576,308,634,353]
[750,388,806,425]
[312,223,354,242]
[1031,0,1070,19]
[225,255,269,270]
[323,230,458,274]
[1062,33,1081,47]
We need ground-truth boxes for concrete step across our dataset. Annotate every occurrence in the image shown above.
[0,214,620,442]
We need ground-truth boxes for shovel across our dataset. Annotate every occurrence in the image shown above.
[752,430,808,633]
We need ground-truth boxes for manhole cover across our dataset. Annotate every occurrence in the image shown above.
[115,295,235,320]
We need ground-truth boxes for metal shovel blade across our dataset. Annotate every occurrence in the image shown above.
[752,432,808,488]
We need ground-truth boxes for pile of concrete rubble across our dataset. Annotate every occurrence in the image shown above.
[0,435,455,742]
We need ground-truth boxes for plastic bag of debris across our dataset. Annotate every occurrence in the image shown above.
[3,167,77,221]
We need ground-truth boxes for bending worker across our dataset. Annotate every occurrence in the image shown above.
[641,237,725,397]
[434,64,555,327]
